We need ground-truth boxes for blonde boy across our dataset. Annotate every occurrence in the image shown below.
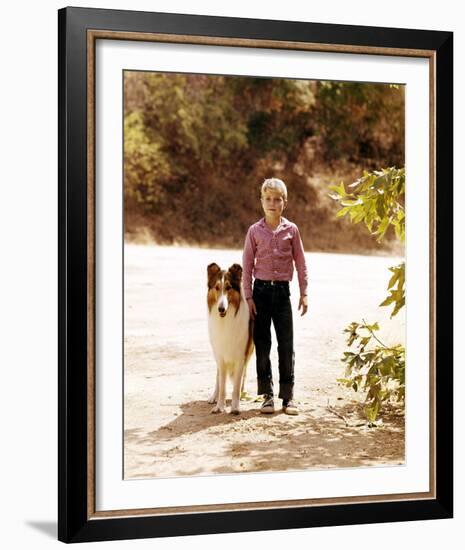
[242,178,308,415]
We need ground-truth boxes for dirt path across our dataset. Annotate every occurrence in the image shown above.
[124,244,405,479]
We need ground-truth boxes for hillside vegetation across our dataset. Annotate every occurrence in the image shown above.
[124,72,404,254]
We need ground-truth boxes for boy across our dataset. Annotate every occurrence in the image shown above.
[242,178,308,415]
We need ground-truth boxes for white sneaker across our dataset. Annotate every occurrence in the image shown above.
[283,399,299,415]
[260,395,275,414]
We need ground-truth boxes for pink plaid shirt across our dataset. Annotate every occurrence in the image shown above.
[242,217,308,300]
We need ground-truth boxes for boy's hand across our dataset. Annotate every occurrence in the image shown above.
[247,298,257,320]
[298,295,308,316]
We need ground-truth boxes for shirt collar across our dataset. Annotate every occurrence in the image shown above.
[259,216,290,231]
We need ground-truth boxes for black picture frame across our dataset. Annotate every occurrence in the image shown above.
[58,6,453,543]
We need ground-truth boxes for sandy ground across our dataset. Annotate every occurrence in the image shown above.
[124,244,405,480]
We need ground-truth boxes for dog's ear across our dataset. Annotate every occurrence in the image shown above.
[207,263,221,287]
[228,263,243,283]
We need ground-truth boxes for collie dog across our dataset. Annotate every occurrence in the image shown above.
[207,263,254,414]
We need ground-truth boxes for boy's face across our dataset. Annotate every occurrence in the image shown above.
[261,188,287,217]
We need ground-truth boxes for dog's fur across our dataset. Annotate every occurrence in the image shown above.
[207,263,254,414]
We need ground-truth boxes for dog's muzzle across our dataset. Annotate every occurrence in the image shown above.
[218,296,228,317]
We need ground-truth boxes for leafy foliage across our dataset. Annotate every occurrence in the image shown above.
[330,167,406,422]
[123,72,405,248]
[328,167,405,243]
[337,321,405,425]
[124,111,171,207]
[329,167,405,319]
[313,82,404,166]
[380,263,405,318]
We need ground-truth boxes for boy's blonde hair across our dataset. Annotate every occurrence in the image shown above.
[261,178,288,200]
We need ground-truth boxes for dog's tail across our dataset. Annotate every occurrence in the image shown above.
[244,318,254,366]
[240,318,255,394]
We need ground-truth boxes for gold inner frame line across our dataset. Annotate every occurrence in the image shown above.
[86,28,437,520]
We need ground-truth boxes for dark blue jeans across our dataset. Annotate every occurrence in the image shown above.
[253,280,294,401]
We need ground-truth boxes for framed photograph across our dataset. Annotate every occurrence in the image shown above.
[58,6,453,543]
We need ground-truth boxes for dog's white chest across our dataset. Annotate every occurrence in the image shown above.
[208,300,249,366]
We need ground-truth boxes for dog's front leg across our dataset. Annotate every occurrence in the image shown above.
[230,366,243,415]
[208,369,219,404]
[211,365,226,414]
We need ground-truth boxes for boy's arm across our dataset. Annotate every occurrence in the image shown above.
[242,227,256,300]
[292,226,308,297]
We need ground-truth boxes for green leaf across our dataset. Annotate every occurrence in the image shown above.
[340,199,363,207]
[387,269,400,290]
[390,297,405,318]
[336,206,351,218]
[328,181,347,198]
[379,294,395,307]
[364,401,380,423]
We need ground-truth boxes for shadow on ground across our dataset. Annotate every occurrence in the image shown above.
[125,399,405,478]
